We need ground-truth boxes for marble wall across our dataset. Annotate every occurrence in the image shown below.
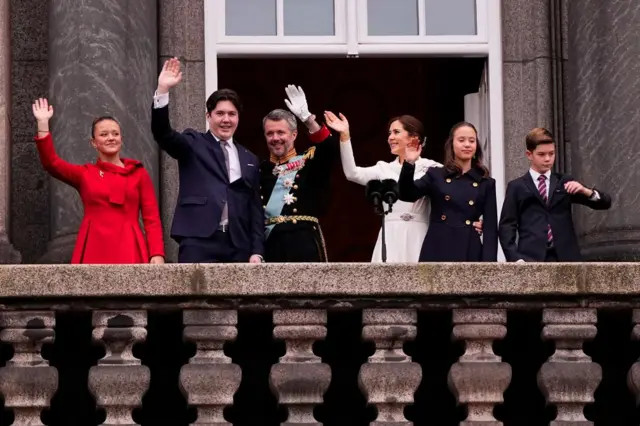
[566,0,640,260]
[10,0,50,263]
[158,0,206,263]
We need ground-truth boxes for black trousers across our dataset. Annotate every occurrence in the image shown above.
[178,231,250,263]
[545,247,559,262]
[264,227,326,263]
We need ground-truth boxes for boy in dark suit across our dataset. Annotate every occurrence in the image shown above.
[151,58,264,263]
[499,127,612,262]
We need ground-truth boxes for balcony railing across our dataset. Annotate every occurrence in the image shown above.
[0,262,639,425]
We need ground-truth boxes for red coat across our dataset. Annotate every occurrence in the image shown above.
[35,133,165,264]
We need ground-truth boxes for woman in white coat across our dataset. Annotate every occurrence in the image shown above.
[324,111,442,262]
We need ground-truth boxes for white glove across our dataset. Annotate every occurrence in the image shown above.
[284,85,312,122]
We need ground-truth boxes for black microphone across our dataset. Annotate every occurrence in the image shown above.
[380,179,399,206]
[365,180,383,207]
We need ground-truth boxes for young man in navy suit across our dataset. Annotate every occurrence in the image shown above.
[499,127,612,262]
[151,58,264,263]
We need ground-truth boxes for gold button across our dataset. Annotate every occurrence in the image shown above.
[441,214,447,220]
[293,208,298,213]
[473,182,478,187]
[292,219,297,224]
[445,195,451,201]
[261,195,264,200]
[446,178,452,183]
[296,174,300,178]
[293,185,298,189]
[469,200,474,206]
[465,220,471,225]
[263,205,266,208]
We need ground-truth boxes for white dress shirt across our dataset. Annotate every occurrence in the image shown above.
[529,168,551,199]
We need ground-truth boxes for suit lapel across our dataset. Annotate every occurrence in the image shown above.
[236,142,251,179]
[522,173,546,205]
[549,173,562,207]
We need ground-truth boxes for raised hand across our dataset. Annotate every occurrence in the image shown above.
[32,98,53,122]
[284,85,311,122]
[404,141,422,164]
[157,57,183,93]
[324,111,349,133]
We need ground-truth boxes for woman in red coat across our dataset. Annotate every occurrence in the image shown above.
[32,98,165,264]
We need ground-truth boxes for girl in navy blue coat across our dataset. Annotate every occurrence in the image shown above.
[398,121,498,262]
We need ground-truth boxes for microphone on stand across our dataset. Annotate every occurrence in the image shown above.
[380,179,399,213]
[365,179,400,263]
[365,180,384,215]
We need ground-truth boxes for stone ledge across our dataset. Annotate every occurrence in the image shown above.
[0,263,638,297]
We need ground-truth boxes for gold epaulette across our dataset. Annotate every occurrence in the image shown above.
[303,146,316,160]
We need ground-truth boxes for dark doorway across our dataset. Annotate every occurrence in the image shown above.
[218,57,486,261]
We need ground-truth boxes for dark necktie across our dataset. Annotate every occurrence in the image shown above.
[537,175,553,244]
[220,140,230,223]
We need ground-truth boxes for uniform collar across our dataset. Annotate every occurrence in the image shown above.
[270,148,298,165]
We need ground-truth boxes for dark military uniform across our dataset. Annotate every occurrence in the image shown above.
[259,125,338,262]
[398,163,498,261]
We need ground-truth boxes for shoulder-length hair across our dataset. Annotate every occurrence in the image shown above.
[443,121,490,178]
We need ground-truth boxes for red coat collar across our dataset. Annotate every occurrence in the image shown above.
[96,158,143,175]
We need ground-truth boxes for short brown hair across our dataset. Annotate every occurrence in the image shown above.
[526,127,554,151]
[206,88,243,115]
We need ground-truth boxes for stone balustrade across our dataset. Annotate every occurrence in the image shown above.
[0,263,639,425]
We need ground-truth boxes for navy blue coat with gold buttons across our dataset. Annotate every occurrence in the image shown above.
[398,163,498,262]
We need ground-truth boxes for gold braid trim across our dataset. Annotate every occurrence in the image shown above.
[265,215,318,225]
[303,146,316,160]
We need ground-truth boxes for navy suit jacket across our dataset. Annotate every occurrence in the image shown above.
[151,104,264,257]
[499,172,611,262]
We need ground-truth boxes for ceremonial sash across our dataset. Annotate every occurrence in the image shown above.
[264,154,305,239]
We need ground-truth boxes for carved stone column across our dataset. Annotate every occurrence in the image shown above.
[88,311,150,426]
[0,311,57,425]
[43,0,158,263]
[448,309,511,426]
[358,309,421,425]
[537,309,601,426]
[566,1,640,260]
[180,310,241,425]
[0,0,21,263]
[627,310,640,407]
[269,309,331,425]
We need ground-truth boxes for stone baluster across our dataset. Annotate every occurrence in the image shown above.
[88,311,150,426]
[179,310,241,425]
[537,309,601,426]
[358,309,422,425]
[0,311,57,425]
[448,309,511,426]
[269,309,331,425]
[627,310,640,408]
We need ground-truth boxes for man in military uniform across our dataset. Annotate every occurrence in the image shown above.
[260,85,338,262]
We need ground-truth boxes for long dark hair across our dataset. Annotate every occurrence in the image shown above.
[443,121,490,177]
